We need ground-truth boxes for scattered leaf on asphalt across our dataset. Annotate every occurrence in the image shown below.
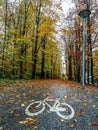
[14,114,20,117]
[15,95,19,98]
[93,105,96,107]
[0,79,98,129]
[76,112,82,117]
[34,125,38,129]
[19,118,36,125]
[21,103,25,107]
[82,103,87,107]
[80,110,86,115]
[26,118,35,121]
[26,118,36,124]
[69,124,75,128]
[19,120,28,124]
[64,96,67,98]
[60,119,65,122]
[73,119,77,123]
[91,122,98,126]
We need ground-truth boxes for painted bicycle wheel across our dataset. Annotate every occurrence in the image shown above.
[56,103,75,119]
[25,101,45,116]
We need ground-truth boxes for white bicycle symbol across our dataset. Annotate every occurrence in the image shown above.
[25,97,75,119]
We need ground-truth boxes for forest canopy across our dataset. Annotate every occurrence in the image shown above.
[0,0,63,79]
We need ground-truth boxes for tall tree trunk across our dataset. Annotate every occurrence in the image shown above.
[68,55,72,80]
[32,36,38,79]
[32,0,41,79]
[41,42,46,79]
[19,0,28,79]
[50,54,53,78]
[86,0,94,84]
[19,14,23,79]
[40,35,47,79]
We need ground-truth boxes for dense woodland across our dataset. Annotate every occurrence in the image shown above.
[0,0,63,79]
[61,0,98,85]
[0,0,98,85]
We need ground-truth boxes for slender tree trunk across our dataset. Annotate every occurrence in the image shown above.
[19,0,28,79]
[32,36,38,79]
[50,54,53,78]
[32,0,41,79]
[40,35,47,79]
[19,15,23,79]
[68,55,72,80]
[86,0,94,84]
[41,42,46,79]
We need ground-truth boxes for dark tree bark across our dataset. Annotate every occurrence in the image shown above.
[40,43,46,79]
[68,55,72,80]
[32,0,41,79]
[86,0,94,84]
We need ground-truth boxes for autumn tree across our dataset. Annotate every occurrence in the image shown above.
[0,0,62,79]
[62,0,98,85]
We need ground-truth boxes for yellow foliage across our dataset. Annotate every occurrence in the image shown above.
[62,29,72,35]
[89,56,98,59]
[38,17,56,36]
[0,34,3,38]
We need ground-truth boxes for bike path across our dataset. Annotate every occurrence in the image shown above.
[0,80,98,130]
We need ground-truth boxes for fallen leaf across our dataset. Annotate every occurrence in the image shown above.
[19,120,28,124]
[64,96,67,98]
[91,122,98,126]
[19,118,36,125]
[15,95,19,98]
[87,90,91,94]
[93,105,96,107]
[29,120,36,124]
[10,111,14,114]
[76,112,82,117]
[80,110,86,115]
[73,119,77,123]
[21,103,25,107]
[26,118,35,122]
[15,114,20,117]
[34,125,38,129]
[82,103,87,107]
[26,118,36,124]
[69,124,75,128]
[60,119,65,122]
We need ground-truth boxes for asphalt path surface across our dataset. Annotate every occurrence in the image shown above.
[0,80,98,130]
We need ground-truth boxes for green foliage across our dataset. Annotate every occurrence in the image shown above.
[0,0,3,5]
[0,0,62,80]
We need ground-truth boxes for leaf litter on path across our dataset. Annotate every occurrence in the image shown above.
[0,79,98,130]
